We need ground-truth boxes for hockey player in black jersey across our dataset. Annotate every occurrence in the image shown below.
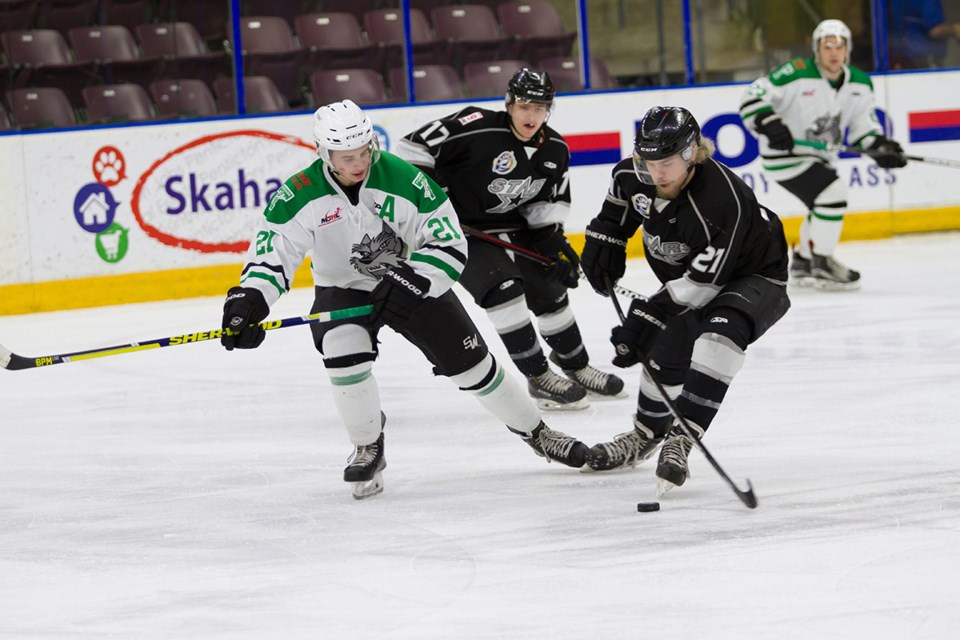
[579,106,791,495]
[397,68,624,411]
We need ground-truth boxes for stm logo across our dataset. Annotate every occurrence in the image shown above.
[710,316,728,323]
[462,334,481,350]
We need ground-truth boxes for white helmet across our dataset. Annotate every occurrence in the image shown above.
[312,99,379,164]
[812,19,852,63]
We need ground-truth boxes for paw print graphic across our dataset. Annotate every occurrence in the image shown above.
[92,146,127,187]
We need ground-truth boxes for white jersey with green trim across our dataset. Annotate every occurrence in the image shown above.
[739,57,883,180]
[237,151,468,308]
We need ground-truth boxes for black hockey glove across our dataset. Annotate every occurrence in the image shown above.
[756,115,794,151]
[528,225,580,289]
[370,262,430,328]
[610,299,667,368]
[580,219,628,296]
[867,135,908,169]
[221,286,269,350]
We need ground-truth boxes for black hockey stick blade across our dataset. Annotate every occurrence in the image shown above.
[0,304,373,371]
[605,277,758,509]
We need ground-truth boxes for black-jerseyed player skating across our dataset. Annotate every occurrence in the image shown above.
[580,106,791,496]
[397,68,623,411]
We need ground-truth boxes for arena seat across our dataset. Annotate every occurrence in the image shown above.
[463,59,527,98]
[136,22,229,86]
[308,68,392,107]
[69,25,161,89]
[497,1,576,63]
[82,82,156,123]
[539,56,618,92]
[431,4,507,70]
[295,12,377,73]
[389,64,465,102]
[0,28,96,106]
[8,86,79,128]
[364,8,446,67]
[150,78,217,117]
[236,15,305,103]
[214,75,288,114]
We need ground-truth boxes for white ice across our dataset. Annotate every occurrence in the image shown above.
[1,233,959,639]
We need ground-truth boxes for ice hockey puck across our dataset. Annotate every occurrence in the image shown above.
[636,502,660,512]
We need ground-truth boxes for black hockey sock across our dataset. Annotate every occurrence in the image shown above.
[498,323,548,377]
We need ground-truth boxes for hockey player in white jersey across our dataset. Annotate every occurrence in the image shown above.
[740,19,908,290]
[219,100,588,499]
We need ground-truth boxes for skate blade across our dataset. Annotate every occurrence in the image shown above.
[656,478,677,498]
[534,397,590,411]
[812,278,861,291]
[351,472,384,500]
[790,275,816,287]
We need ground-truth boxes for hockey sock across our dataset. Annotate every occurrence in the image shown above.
[675,332,746,431]
[801,177,847,257]
[637,366,683,435]
[450,354,541,433]
[536,303,589,370]
[322,324,382,446]
[484,293,548,377]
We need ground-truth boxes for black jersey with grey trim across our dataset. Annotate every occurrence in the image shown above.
[597,156,788,314]
[396,106,571,230]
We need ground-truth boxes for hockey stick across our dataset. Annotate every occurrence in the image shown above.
[605,277,758,509]
[0,304,373,371]
[793,139,960,169]
[460,224,646,300]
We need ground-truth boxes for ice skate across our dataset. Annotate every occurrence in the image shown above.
[527,369,588,411]
[549,352,625,397]
[584,421,664,471]
[810,253,861,291]
[789,250,815,287]
[655,421,703,496]
[509,421,588,468]
[344,431,386,500]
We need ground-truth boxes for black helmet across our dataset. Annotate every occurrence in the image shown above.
[506,68,555,106]
[633,106,701,184]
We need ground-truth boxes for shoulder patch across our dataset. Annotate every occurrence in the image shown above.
[458,111,484,126]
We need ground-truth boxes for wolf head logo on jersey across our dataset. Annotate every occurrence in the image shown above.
[805,113,842,145]
[350,223,406,278]
[492,150,517,175]
[632,193,652,218]
[642,232,690,266]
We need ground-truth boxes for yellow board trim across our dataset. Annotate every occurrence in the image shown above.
[3,205,959,316]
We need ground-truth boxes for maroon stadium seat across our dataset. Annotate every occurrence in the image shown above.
[150,78,217,117]
[0,0,37,33]
[431,4,507,70]
[8,86,79,128]
[214,75,288,115]
[82,83,156,123]
[36,0,98,37]
[497,1,576,63]
[0,97,9,130]
[308,68,392,107]
[389,64,465,102]
[102,0,155,34]
[0,29,97,106]
[295,12,377,73]
[69,25,162,89]
[301,0,377,27]
[157,0,229,45]
[136,22,230,86]
[463,59,527,99]
[364,8,446,67]
[540,56,618,92]
[237,15,305,103]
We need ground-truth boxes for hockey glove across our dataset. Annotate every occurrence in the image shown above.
[867,135,908,169]
[756,115,794,151]
[370,262,430,328]
[610,299,667,368]
[528,225,581,289]
[580,219,629,296]
[221,286,269,350]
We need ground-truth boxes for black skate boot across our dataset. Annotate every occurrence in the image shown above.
[509,421,588,468]
[584,419,664,471]
[789,250,814,286]
[810,253,861,291]
[655,421,704,496]
[527,369,588,411]
[549,352,625,396]
[344,414,386,500]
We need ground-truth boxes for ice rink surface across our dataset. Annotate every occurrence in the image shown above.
[1,233,959,639]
